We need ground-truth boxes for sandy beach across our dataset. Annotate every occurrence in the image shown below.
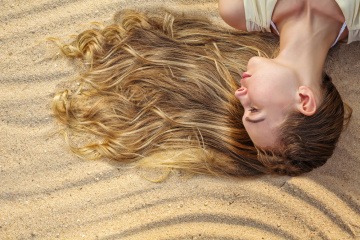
[1,0,359,239]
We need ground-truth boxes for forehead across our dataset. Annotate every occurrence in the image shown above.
[243,108,288,148]
[244,119,279,148]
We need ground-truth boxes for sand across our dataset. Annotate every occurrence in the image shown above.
[1,0,359,239]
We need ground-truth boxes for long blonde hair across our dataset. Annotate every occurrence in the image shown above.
[52,9,280,176]
[52,9,351,177]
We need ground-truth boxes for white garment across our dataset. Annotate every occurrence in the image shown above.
[243,0,277,33]
[335,0,360,44]
[244,0,360,44]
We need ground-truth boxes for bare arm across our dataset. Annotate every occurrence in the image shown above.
[218,0,247,30]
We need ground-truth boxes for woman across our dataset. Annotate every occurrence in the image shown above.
[218,0,357,167]
[51,7,351,177]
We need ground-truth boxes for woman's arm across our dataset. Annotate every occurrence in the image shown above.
[218,0,247,30]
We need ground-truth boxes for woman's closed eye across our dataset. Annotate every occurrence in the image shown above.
[249,107,258,113]
[245,107,265,123]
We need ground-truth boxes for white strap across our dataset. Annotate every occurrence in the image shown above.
[270,21,280,35]
[331,22,347,47]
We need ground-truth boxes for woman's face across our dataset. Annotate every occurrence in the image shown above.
[235,56,300,148]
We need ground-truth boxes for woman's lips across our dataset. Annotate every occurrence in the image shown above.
[242,72,251,79]
[240,72,251,87]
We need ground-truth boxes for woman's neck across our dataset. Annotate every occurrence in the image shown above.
[274,6,344,87]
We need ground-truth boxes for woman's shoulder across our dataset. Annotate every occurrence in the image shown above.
[218,0,247,30]
[219,0,280,32]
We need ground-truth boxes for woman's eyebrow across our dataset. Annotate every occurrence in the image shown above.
[245,117,265,123]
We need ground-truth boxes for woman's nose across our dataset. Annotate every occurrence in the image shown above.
[235,86,247,98]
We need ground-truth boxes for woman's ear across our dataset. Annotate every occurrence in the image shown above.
[296,86,317,116]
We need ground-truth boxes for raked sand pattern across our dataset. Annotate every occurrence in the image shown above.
[1,0,360,239]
